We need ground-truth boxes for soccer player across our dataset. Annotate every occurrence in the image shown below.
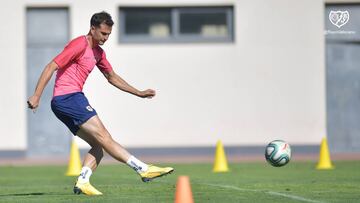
[27,11,174,196]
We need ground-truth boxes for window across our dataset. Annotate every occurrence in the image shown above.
[119,6,234,43]
[123,8,171,38]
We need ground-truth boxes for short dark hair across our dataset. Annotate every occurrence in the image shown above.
[90,11,114,27]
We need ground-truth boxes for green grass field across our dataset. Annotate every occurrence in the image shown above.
[0,161,359,202]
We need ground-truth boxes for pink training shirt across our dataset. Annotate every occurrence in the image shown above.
[52,35,113,97]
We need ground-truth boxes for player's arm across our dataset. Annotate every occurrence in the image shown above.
[102,70,155,98]
[27,61,59,110]
[27,37,86,110]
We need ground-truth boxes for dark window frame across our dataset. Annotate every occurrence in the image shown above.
[119,6,234,43]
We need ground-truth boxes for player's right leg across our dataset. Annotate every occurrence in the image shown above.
[79,115,174,182]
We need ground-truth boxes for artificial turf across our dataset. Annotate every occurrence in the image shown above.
[0,161,359,202]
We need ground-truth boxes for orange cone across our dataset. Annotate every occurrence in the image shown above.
[174,176,194,203]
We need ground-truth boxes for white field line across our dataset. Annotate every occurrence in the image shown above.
[203,183,325,203]
[267,191,324,203]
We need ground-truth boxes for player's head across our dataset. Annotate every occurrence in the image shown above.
[90,11,114,45]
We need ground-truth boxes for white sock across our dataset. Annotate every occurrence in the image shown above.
[126,155,148,173]
[77,166,93,184]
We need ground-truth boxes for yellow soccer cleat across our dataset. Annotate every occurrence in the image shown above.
[140,165,174,182]
[73,181,103,196]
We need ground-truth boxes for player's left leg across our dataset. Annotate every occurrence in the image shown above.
[73,130,104,196]
[78,131,104,171]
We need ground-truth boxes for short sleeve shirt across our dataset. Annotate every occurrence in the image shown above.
[52,35,113,97]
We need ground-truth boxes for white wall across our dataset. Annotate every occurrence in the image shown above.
[0,3,26,150]
[0,0,325,150]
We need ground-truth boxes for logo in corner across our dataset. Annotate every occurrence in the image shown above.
[86,106,94,112]
[329,10,350,28]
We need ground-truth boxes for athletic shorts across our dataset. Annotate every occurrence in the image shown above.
[51,92,97,135]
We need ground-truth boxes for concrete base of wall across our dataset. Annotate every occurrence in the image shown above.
[0,150,26,158]
[1,145,359,166]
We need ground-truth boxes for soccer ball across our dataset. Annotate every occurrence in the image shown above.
[265,140,291,167]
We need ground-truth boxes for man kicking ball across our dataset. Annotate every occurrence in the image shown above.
[27,11,174,196]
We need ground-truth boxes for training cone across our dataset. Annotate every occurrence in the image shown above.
[316,137,334,170]
[66,140,82,176]
[174,176,194,203]
[213,140,229,172]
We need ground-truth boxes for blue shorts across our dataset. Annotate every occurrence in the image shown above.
[51,92,97,135]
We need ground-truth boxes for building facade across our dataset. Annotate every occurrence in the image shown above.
[0,0,334,157]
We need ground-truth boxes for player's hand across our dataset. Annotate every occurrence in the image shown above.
[139,89,156,98]
[27,95,40,112]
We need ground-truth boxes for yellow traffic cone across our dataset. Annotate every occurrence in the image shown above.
[213,140,229,172]
[316,137,334,170]
[66,140,82,176]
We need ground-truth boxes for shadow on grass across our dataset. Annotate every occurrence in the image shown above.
[0,192,45,197]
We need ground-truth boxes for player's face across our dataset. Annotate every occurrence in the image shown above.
[91,23,112,45]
